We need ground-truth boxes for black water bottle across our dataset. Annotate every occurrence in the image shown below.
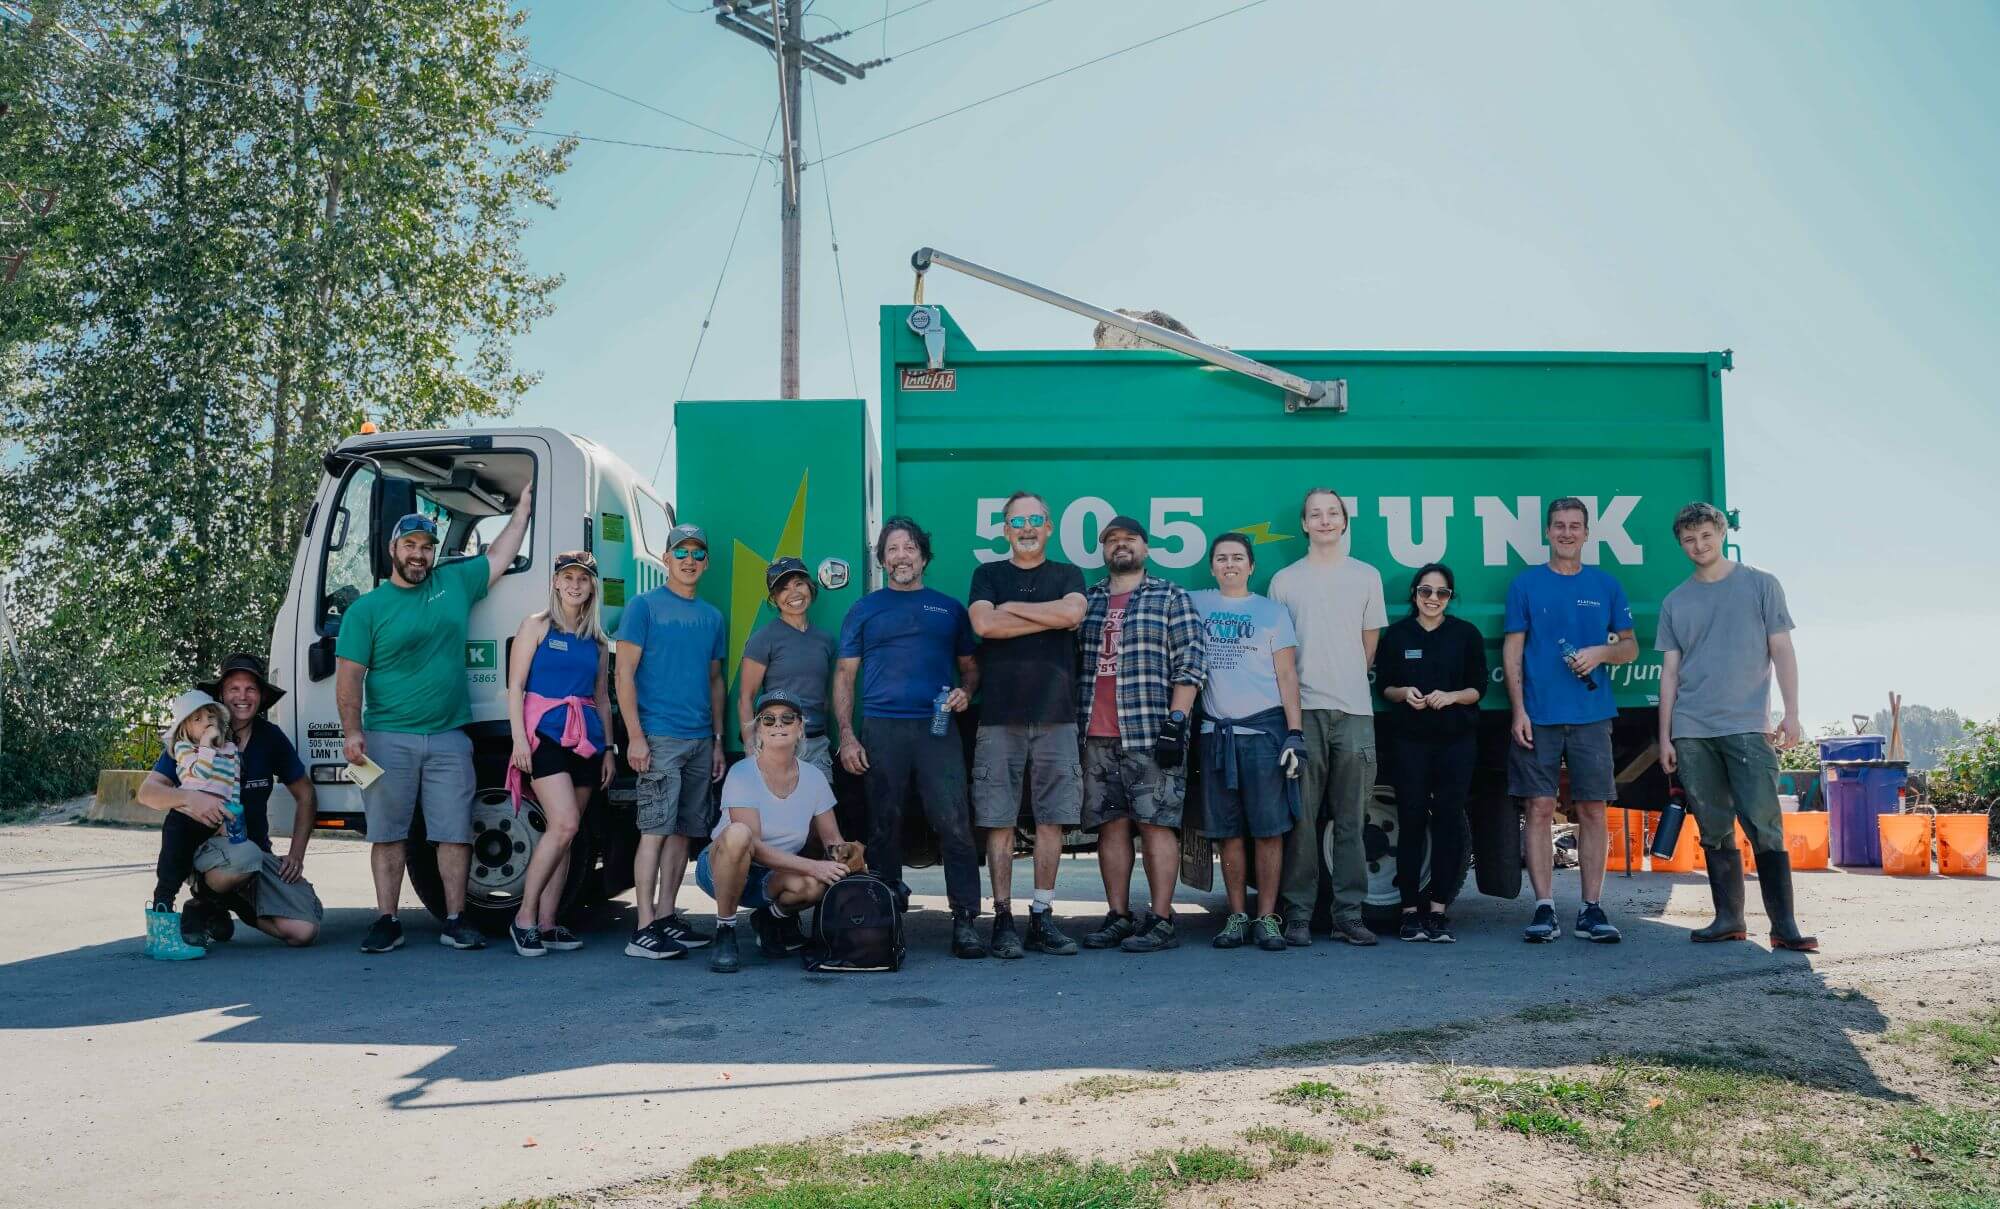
[1651,785,1687,860]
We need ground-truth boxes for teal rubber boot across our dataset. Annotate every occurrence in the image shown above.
[144,903,208,961]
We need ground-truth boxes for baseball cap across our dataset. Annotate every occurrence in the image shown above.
[553,550,598,576]
[389,513,439,545]
[665,523,708,550]
[765,556,814,595]
[1098,514,1148,542]
[753,687,806,716]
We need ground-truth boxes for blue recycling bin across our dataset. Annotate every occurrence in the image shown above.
[1823,760,1908,867]
[1818,734,1885,764]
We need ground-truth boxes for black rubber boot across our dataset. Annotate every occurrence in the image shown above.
[952,910,988,959]
[1755,851,1818,952]
[1691,847,1749,943]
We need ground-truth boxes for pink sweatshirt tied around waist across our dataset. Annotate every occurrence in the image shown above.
[506,693,601,811]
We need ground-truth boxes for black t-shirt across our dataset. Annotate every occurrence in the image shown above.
[968,558,1086,725]
[151,717,307,851]
[1375,614,1489,742]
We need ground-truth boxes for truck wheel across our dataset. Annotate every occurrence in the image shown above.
[404,788,599,935]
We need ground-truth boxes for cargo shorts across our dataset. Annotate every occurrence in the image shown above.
[971,722,1084,828]
[362,728,475,844]
[192,832,265,879]
[1080,737,1185,830]
[636,734,717,837]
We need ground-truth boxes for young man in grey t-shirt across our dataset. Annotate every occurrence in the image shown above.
[1656,502,1816,952]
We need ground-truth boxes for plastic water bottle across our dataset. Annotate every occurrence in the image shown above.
[1558,637,1599,691]
[224,800,248,844]
[929,687,953,737]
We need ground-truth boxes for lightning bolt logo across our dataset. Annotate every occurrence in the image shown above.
[728,472,809,679]
[1230,521,1294,546]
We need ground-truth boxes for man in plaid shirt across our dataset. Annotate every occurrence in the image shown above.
[1075,515,1207,954]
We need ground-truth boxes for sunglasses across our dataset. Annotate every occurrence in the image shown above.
[671,547,709,562]
[1005,514,1048,529]
[1414,586,1454,600]
[756,711,801,728]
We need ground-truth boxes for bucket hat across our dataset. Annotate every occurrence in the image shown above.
[161,690,227,747]
[197,652,286,710]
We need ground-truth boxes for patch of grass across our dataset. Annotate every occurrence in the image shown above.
[1902,1010,2000,1075]
[1053,1073,1179,1102]
[1241,1126,1331,1156]
[1352,1140,1396,1161]
[1516,1003,1590,1024]
[1262,1020,1473,1062]
[1863,1106,2000,1207]
[864,1104,984,1139]
[1272,1080,1347,1109]
[1500,1108,1590,1142]
[1422,1123,1459,1152]
[1132,1146,1258,1187]
[1406,1159,1435,1178]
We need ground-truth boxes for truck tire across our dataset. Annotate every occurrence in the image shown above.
[404,789,600,935]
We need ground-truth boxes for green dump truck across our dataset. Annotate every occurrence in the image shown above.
[271,251,1732,930]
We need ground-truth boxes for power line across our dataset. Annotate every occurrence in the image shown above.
[811,0,1275,166]
[522,56,771,156]
[508,126,759,157]
[872,0,1060,65]
[806,75,860,398]
[809,0,940,45]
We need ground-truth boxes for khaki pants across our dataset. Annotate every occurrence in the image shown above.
[1279,709,1376,926]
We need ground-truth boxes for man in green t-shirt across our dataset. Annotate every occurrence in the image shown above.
[335,485,532,954]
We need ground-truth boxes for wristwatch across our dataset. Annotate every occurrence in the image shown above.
[1168,710,1187,724]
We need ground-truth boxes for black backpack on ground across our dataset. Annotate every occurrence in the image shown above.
[802,871,903,972]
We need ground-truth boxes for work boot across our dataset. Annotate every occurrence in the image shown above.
[1282,918,1313,948]
[1755,851,1819,952]
[1330,918,1379,947]
[1024,907,1079,956]
[988,908,1025,960]
[1082,910,1138,950]
[1120,912,1179,953]
[952,910,988,959]
[709,924,741,973]
[1691,847,1749,943]
[143,903,207,961]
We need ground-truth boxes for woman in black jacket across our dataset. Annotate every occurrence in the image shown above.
[1376,563,1487,943]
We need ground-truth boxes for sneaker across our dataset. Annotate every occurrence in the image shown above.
[1282,919,1313,948]
[1427,912,1457,944]
[179,898,218,948]
[772,910,808,953]
[750,906,793,959]
[540,925,583,951]
[360,914,404,953]
[1121,912,1179,953]
[1212,912,1250,949]
[1523,903,1561,943]
[509,921,545,958]
[1081,910,1139,950]
[989,909,1025,960]
[1024,908,1079,956]
[951,910,989,959]
[1253,914,1287,952]
[439,915,487,950]
[710,924,741,973]
[1577,903,1622,944]
[1330,918,1379,947]
[624,925,687,960]
[653,913,712,950]
[1398,912,1431,943]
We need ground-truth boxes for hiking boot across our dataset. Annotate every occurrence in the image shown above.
[1024,908,1079,956]
[1577,902,1622,944]
[178,898,218,948]
[1253,914,1287,952]
[1330,918,1379,946]
[750,906,795,959]
[1427,912,1457,944]
[1523,903,1561,943]
[143,904,207,961]
[360,914,404,953]
[625,924,687,960]
[1082,910,1138,950]
[540,925,583,951]
[988,909,1025,960]
[1692,847,1749,942]
[709,925,741,973]
[1120,912,1179,953]
[654,913,712,950]
[1755,851,1818,952]
[1282,919,1313,948]
[1212,912,1250,949]
[1398,911,1431,943]
[952,910,988,959]
[509,921,545,957]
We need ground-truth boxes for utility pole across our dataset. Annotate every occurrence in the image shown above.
[712,0,869,399]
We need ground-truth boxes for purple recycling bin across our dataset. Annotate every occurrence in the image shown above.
[1823,759,1909,867]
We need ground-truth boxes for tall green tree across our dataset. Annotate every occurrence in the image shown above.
[0,0,571,805]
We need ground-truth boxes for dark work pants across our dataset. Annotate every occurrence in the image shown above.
[1385,733,1475,909]
[862,717,982,916]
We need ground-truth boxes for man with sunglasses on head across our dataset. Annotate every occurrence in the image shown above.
[967,491,1088,959]
[617,523,728,960]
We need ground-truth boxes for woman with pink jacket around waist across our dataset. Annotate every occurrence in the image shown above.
[505,549,616,958]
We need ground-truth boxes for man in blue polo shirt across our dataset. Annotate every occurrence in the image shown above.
[1503,497,1637,946]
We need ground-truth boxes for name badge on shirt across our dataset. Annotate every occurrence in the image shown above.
[549,638,569,651]
[1404,650,1423,659]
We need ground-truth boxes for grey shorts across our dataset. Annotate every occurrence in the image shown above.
[971,723,1084,828]
[1199,728,1295,840]
[636,734,717,837]
[362,728,475,844]
[1080,737,1186,830]
[799,733,835,784]
[193,833,264,879]
[1507,719,1617,803]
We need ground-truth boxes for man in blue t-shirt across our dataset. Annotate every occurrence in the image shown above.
[1502,497,1637,946]
[834,515,986,959]
[616,523,728,959]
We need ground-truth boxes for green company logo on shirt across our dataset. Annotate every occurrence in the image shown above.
[465,640,499,688]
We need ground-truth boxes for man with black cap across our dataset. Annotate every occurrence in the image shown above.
[336,484,533,953]
[738,556,838,782]
[1075,514,1207,954]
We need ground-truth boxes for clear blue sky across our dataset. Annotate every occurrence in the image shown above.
[507,0,2000,727]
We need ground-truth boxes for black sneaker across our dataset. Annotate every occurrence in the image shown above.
[989,909,1025,960]
[540,925,583,951]
[509,921,545,958]
[1024,907,1079,955]
[1577,903,1622,944]
[710,924,741,973]
[750,907,794,958]
[439,915,486,950]
[179,898,219,948]
[1427,912,1457,944]
[1121,912,1179,953]
[771,909,807,953]
[1523,903,1561,943]
[1081,910,1138,949]
[1398,912,1431,943]
[654,913,712,950]
[625,925,687,960]
[360,914,404,953]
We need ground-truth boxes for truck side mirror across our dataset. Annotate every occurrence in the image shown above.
[369,477,419,583]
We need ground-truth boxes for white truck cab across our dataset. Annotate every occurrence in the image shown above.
[266,426,670,927]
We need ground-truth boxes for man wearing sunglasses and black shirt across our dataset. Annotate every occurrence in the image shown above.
[967,491,1089,959]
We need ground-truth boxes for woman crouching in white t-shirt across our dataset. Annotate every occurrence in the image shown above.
[695,687,853,973]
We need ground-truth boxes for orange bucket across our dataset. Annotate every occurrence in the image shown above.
[1607,808,1647,872]
[1877,813,1933,876]
[1650,814,1702,873]
[1782,812,1829,870]
[1936,814,1989,877]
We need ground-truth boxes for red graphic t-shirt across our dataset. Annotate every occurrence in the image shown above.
[1086,591,1132,739]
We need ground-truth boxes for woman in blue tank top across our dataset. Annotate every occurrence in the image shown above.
[504,550,615,957]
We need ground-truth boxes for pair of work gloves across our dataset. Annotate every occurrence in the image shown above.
[1152,715,1307,779]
